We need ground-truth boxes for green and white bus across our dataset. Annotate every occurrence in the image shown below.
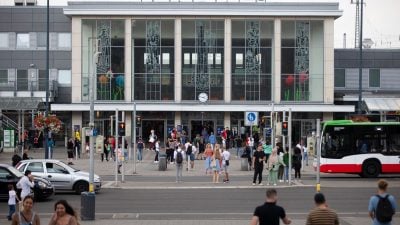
[320,120,400,177]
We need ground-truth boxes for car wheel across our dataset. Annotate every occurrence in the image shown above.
[74,181,89,194]
[362,160,380,178]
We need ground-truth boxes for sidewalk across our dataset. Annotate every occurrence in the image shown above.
[1,146,395,189]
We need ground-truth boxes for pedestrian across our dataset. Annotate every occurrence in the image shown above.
[242,146,252,170]
[209,132,216,150]
[148,129,157,150]
[282,147,289,182]
[222,148,231,183]
[266,148,285,186]
[11,195,40,225]
[137,137,144,163]
[252,144,265,185]
[292,146,302,182]
[48,200,79,225]
[174,144,185,182]
[154,140,160,163]
[249,188,291,225]
[8,184,20,221]
[303,145,309,166]
[116,145,123,174]
[211,148,221,183]
[47,138,55,159]
[235,135,243,158]
[11,151,22,167]
[368,179,397,225]
[67,138,74,165]
[102,137,110,162]
[306,192,339,225]
[204,143,213,174]
[74,138,81,159]
[17,170,34,200]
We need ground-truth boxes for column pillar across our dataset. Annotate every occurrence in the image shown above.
[224,18,232,103]
[174,112,181,128]
[174,19,182,102]
[71,111,82,138]
[125,19,132,102]
[273,19,281,103]
[224,112,230,129]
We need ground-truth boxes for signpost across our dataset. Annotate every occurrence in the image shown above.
[245,112,258,152]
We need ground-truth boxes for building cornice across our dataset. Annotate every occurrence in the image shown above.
[63,1,342,18]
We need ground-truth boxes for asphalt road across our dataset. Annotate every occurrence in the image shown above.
[2,186,398,220]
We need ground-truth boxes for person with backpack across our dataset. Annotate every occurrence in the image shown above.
[368,179,397,225]
[174,144,186,183]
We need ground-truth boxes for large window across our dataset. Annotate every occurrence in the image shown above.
[181,20,224,101]
[231,20,273,101]
[58,70,71,85]
[369,69,380,88]
[281,21,324,102]
[334,69,345,88]
[16,33,30,48]
[132,20,174,101]
[0,70,8,84]
[58,33,71,48]
[82,20,125,101]
[0,33,9,48]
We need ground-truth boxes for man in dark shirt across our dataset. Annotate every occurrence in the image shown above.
[250,188,292,225]
[252,144,265,185]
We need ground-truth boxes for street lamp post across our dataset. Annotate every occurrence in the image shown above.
[44,0,50,159]
[89,43,101,193]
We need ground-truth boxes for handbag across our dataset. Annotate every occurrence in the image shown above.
[225,160,230,166]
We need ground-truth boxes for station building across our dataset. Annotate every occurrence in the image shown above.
[1,0,359,145]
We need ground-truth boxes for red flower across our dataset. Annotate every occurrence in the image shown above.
[34,114,62,134]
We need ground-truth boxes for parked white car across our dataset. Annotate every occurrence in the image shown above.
[16,159,101,194]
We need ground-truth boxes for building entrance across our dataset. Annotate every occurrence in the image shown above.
[190,120,214,141]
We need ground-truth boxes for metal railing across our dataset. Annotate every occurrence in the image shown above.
[0,114,18,130]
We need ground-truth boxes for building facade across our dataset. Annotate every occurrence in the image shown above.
[1,1,358,146]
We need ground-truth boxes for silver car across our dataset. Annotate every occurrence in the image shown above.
[16,159,101,194]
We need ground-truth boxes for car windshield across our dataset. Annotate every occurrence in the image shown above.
[8,166,24,178]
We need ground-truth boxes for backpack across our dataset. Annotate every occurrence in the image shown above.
[186,145,192,155]
[375,195,394,223]
[176,151,183,164]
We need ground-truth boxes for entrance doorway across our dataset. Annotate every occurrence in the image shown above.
[190,120,214,141]
[142,120,165,144]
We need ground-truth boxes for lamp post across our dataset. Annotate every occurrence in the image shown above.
[89,42,101,193]
[357,0,364,114]
[44,0,50,159]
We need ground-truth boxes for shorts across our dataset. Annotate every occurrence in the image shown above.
[190,153,195,161]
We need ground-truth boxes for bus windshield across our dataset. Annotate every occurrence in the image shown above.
[321,122,400,159]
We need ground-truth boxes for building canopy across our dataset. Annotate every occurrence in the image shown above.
[0,97,42,110]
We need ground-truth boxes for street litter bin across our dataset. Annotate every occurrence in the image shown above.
[158,152,167,171]
[81,192,95,220]
[241,158,249,171]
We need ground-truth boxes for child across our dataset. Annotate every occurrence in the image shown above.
[8,184,20,220]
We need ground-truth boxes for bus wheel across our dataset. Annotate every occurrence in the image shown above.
[362,160,380,178]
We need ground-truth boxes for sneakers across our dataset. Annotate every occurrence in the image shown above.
[258,183,263,186]
[273,183,277,186]
[154,161,159,164]
[252,183,256,186]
